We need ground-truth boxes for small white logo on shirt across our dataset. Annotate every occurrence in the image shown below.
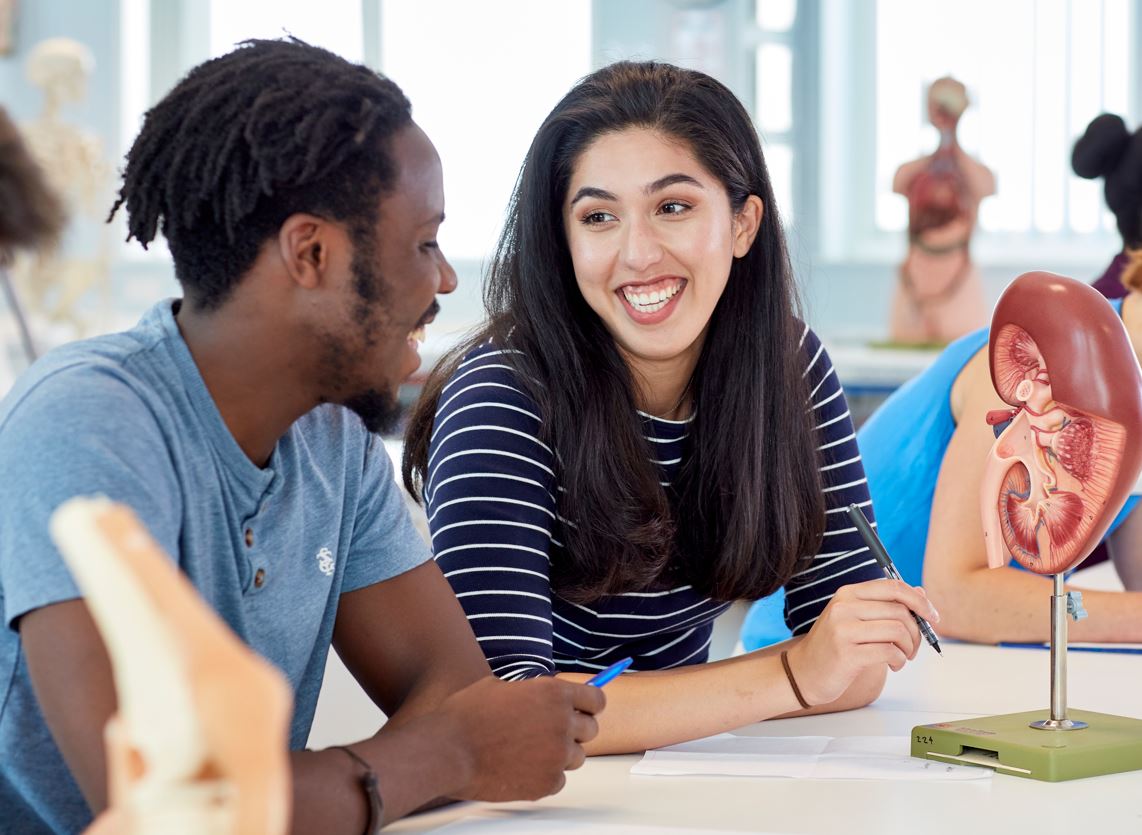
[316,547,335,577]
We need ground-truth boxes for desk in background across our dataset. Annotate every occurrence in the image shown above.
[389,642,1142,834]
[826,341,941,428]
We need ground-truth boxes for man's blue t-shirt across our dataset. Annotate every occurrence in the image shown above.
[0,300,429,834]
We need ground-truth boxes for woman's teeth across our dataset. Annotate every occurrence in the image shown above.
[621,281,682,313]
[408,325,427,344]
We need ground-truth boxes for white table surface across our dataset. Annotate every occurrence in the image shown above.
[387,641,1142,834]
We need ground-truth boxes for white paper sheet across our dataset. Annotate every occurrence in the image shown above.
[632,733,991,781]
[432,817,790,834]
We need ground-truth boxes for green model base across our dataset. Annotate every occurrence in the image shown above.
[911,709,1142,781]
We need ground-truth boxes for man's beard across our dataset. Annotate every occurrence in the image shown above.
[323,230,403,435]
[344,387,402,435]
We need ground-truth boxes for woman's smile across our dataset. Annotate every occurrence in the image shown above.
[617,276,688,323]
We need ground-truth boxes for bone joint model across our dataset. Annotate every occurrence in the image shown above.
[50,497,292,835]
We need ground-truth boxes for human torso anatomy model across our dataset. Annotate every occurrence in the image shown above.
[890,77,994,345]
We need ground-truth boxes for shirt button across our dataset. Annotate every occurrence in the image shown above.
[244,528,254,547]
[254,568,266,588]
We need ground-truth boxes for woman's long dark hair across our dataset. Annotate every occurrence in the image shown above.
[404,61,824,603]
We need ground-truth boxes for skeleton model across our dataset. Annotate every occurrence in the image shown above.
[11,37,112,339]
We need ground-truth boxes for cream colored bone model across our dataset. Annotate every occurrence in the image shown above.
[50,496,292,835]
[11,37,111,337]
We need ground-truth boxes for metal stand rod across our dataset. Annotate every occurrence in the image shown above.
[0,266,37,363]
[1050,572,1067,721]
[1031,572,1087,731]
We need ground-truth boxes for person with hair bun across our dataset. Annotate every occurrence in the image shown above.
[828,117,1142,649]
[1073,112,1142,300]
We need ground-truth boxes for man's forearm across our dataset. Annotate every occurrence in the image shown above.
[291,713,469,833]
[371,667,491,737]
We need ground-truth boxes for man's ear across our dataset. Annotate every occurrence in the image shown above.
[732,195,764,259]
[277,214,327,289]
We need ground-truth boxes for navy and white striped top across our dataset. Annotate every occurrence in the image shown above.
[424,325,882,680]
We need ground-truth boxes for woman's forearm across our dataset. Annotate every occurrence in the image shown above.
[559,638,886,755]
[927,565,1142,643]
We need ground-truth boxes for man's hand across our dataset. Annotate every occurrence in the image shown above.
[439,676,605,801]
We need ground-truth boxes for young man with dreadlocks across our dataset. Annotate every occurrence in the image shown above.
[0,39,603,834]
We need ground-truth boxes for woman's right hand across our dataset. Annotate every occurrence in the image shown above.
[784,579,939,706]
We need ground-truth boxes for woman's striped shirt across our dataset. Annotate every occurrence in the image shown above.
[424,324,882,680]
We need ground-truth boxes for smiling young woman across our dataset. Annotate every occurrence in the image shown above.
[403,61,938,754]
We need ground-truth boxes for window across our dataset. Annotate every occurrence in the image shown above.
[875,0,1132,238]
[753,0,798,223]
[816,0,1141,264]
[209,0,364,61]
[379,1,591,263]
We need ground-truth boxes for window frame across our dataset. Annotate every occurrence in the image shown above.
[811,0,1141,269]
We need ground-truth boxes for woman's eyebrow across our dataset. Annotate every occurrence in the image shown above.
[569,174,703,207]
[645,173,703,193]
[569,186,617,206]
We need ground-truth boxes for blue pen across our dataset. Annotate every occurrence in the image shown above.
[999,641,1142,655]
[587,657,633,687]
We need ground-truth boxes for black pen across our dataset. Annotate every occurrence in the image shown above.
[845,503,942,656]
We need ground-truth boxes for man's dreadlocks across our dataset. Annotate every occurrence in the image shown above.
[109,38,412,310]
